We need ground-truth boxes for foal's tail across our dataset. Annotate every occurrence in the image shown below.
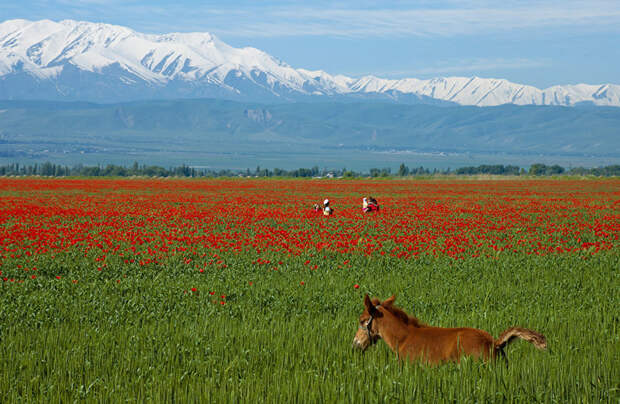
[495,327,547,352]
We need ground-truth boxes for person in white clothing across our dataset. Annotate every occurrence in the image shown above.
[322,199,333,216]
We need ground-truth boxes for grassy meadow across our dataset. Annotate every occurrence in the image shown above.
[0,177,618,402]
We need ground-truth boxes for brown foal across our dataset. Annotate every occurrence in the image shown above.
[352,294,546,364]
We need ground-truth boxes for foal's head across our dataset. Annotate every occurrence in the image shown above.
[352,294,396,351]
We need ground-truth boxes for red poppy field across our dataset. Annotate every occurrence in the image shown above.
[0,177,618,402]
[1,178,617,269]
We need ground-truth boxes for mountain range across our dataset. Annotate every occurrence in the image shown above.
[1,19,619,107]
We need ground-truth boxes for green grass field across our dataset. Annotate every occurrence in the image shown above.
[1,253,618,402]
[0,178,618,402]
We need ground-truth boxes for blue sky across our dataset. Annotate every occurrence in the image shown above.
[1,0,619,88]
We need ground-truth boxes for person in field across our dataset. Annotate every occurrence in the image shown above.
[312,199,333,216]
[362,196,379,213]
[322,199,333,216]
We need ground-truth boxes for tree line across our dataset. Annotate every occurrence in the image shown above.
[0,162,618,178]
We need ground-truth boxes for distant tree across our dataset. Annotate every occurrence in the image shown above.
[83,166,101,176]
[398,163,409,176]
[455,166,474,175]
[529,163,547,176]
[603,165,620,176]
[41,162,54,176]
[6,161,616,178]
[547,165,564,175]
[505,165,521,175]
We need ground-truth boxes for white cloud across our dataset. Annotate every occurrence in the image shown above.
[206,2,620,38]
[3,0,620,38]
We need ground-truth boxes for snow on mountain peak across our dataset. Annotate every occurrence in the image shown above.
[0,19,618,106]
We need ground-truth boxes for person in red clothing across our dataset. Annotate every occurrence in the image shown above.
[362,196,379,213]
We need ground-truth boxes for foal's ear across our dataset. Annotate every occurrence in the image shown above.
[364,294,380,316]
[382,295,396,308]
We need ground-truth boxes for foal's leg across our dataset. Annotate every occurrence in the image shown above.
[496,347,508,367]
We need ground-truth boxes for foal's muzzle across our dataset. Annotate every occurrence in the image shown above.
[352,337,367,351]
[352,325,372,351]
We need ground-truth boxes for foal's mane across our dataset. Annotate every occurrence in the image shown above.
[388,305,427,328]
[373,298,426,328]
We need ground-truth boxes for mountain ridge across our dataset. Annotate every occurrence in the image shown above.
[1,19,619,106]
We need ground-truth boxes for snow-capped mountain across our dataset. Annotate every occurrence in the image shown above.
[1,19,619,106]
